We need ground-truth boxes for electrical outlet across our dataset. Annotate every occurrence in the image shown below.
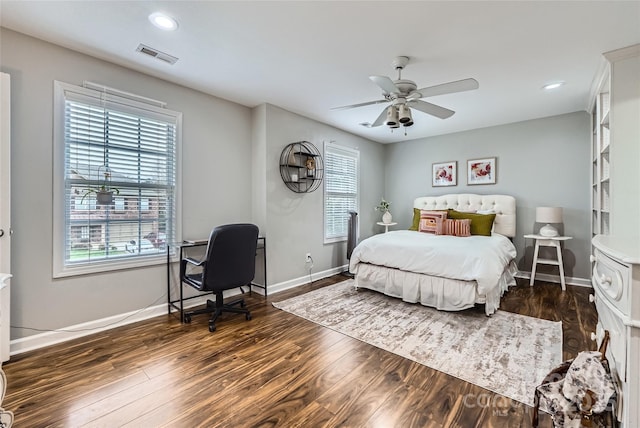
[305,253,312,263]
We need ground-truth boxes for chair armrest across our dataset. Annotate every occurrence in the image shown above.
[180,257,205,279]
[183,257,204,267]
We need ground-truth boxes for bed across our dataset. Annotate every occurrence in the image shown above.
[349,194,517,315]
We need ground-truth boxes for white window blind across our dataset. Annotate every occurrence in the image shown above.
[53,81,181,277]
[324,142,359,242]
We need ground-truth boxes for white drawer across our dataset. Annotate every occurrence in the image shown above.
[594,294,627,382]
[592,249,629,316]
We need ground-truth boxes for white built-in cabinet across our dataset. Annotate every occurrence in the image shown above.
[590,69,610,238]
[590,44,640,428]
[591,44,640,238]
[591,236,640,428]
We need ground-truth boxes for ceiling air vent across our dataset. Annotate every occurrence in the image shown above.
[136,43,179,65]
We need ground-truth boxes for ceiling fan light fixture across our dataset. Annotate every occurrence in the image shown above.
[385,106,399,127]
[398,104,412,124]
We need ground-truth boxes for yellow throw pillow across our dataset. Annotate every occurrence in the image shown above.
[409,208,420,231]
[447,209,496,236]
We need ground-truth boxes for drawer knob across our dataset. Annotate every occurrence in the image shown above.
[600,274,612,285]
[589,294,595,303]
[590,254,596,263]
[591,332,597,341]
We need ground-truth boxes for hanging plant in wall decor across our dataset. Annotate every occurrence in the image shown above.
[279,141,324,193]
[76,88,120,206]
[79,166,120,205]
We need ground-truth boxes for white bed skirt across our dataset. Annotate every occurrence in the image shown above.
[353,260,518,315]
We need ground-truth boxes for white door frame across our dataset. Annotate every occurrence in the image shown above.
[0,72,11,362]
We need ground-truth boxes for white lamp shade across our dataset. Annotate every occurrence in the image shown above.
[536,207,563,224]
[536,206,562,237]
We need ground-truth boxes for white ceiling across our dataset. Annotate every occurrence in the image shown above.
[1,1,639,144]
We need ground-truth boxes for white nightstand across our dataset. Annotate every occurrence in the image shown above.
[524,234,572,290]
[376,222,397,233]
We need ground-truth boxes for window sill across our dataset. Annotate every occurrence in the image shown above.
[324,236,347,245]
[53,253,167,278]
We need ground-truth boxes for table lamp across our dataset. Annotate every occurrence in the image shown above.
[536,207,563,237]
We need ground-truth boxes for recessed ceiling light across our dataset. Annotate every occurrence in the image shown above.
[543,82,565,90]
[149,12,178,31]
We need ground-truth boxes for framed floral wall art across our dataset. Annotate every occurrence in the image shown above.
[467,157,496,185]
[432,161,457,187]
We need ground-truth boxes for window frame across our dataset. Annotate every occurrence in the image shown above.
[52,81,182,278]
[323,142,360,244]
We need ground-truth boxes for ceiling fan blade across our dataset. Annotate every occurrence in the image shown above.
[408,100,455,119]
[330,99,388,111]
[370,106,389,127]
[370,75,399,94]
[414,78,479,99]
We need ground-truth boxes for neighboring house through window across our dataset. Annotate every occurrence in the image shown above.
[53,81,182,277]
[114,196,125,211]
[324,142,359,243]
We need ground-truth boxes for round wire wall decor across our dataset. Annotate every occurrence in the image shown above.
[279,141,324,193]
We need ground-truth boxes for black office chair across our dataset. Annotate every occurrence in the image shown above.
[180,223,259,332]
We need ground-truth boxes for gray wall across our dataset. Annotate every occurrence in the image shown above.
[384,111,592,280]
[258,104,385,286]
[1,29,253,338]
[1,28,385,340]
[0,26,590,342]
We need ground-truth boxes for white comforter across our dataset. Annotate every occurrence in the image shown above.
[349,230,517,296]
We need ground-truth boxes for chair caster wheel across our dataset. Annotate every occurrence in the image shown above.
[246,313,252,321]
[183,314,191,323]
[209,324,216,332]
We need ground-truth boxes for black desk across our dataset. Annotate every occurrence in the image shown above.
[167,236,266,322]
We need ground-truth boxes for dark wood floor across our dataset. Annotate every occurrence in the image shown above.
[3,276,597,427]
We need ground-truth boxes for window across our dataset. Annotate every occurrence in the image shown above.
[80,226,90,240]
[140,197,150,212]
[324,142,359,243]
[114,196,125,211]
[53,81,182,277]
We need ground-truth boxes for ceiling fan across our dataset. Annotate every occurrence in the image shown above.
[332,56,479,132]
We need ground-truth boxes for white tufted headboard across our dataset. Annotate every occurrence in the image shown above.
[413,194,516,237]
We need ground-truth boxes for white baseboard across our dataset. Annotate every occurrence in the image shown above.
[9,294,212,357]
[9,265,347,356]
[515,270,592,288]
[265,264,348,295]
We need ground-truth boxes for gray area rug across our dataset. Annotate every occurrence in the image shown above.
[272,280,562,406]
